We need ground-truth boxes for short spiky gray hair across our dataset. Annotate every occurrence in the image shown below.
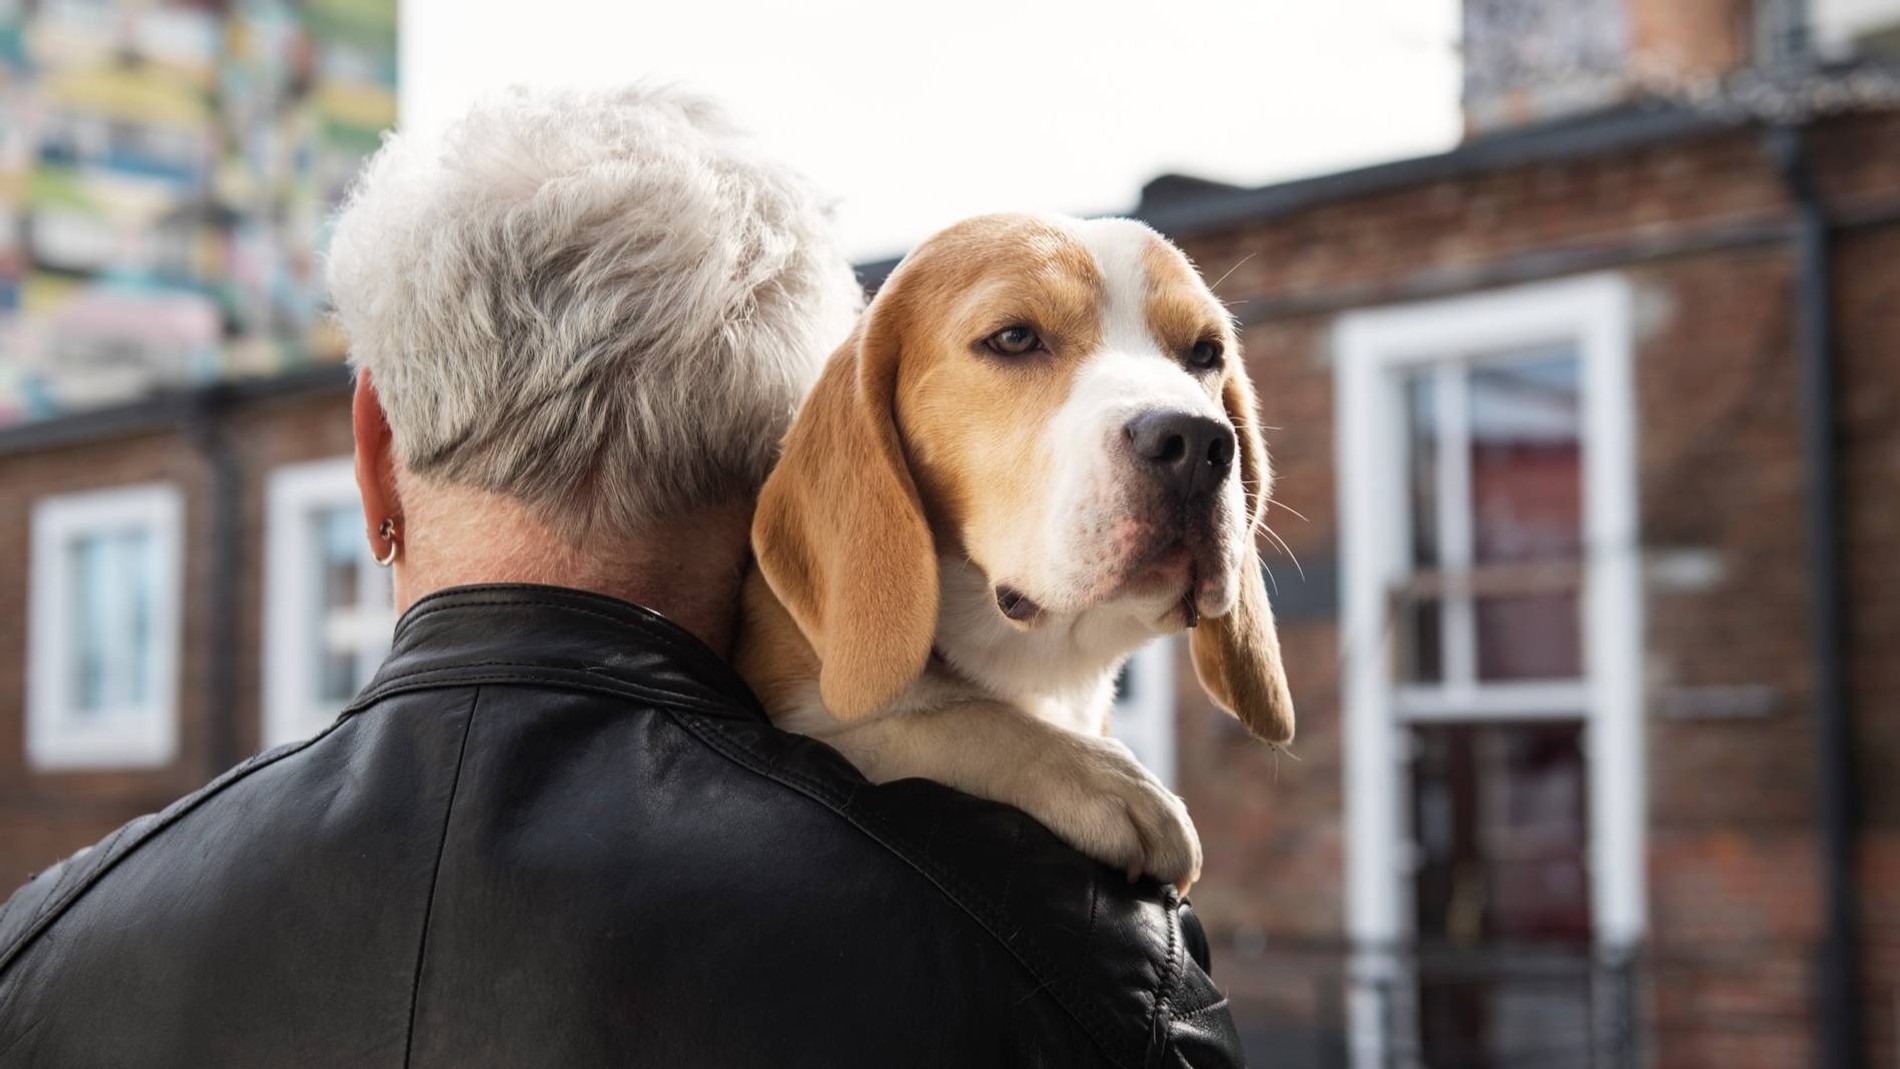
[326,86,861,540]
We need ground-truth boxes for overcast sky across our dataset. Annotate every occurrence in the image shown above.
[402,0,1463,260]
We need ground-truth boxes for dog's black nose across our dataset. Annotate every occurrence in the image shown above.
[1124,410,1236,500]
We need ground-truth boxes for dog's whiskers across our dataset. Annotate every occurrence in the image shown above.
[1262,524,1306,582]
[1269,500,1310,524]
[1209,253,1257,294]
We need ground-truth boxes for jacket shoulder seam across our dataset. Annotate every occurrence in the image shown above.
[344,669,739,722]
[1169,996,1231,1024]
[1144,882,1185,1069]
[402,686,482,1068]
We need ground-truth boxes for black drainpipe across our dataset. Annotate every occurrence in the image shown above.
[1767,121,1859,1069]
[185,390,244,777]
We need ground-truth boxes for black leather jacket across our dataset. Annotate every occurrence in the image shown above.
[0,584,1245,1067]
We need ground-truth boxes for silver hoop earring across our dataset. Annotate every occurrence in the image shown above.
[374,518,400,568]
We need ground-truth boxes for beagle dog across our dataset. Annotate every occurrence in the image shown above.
[734,213,1293,889]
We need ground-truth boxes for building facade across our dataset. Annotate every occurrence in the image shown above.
[1137,1,1900,1065]
[1158,106,1900,1068]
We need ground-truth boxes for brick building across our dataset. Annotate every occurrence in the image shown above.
[3,1,1899,1068]
[1117,1,1900,1065]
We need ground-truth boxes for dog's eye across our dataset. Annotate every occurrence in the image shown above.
[984,326,1043,357]
[1187,339,1224,371]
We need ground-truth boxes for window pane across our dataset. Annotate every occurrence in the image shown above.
[1400,597,1444,684]
[1412,720,1592,1068]
[313,506,367,703]
[1405,371,1440,569]
[1412,720,1590,943]
[66,526,156,715]
[1402,370,1444,683]
[1468,354,1583,681]
[1476,594,1582,680]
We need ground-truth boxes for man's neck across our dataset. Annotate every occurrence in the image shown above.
[393,484,752,657]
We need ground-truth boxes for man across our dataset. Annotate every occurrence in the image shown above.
[0,87,1246,1067]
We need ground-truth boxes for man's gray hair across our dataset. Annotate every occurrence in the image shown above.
[326,86,862,540]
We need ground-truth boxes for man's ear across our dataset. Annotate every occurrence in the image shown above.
[751,297,939,719]
[1189,362,1295,744]
[352,370,401,554]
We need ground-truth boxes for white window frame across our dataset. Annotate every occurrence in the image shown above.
[1335,275,1645,1065]
[1391,352,1593,717]
[1110,636,1178,790]
[263,457,392,748]
[27,482,184,770]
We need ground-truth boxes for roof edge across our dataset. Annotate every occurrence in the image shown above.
[1136,102,1741,239]
[0,362,352,457]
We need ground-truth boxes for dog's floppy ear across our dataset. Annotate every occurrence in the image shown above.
[1190,362,1296,744]
[751,296,938,720]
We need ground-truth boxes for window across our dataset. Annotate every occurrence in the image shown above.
[27,483,183,769]
[263,459,394,748]
[1393,349,1592,698]
[1409,721,1594,1067]
[1336,276,1643,1068]
[1109,637,1178,789]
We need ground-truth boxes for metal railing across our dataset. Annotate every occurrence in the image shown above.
[1214,938,1834,1069]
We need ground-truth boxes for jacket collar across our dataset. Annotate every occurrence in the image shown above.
[346,583,766,721]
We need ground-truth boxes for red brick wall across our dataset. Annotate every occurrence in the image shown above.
[1168,111,1900,1067]
[1628,0,1755,84]
[1836,215,1900,1069]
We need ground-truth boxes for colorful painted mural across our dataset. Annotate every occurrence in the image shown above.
[0,0,397,425]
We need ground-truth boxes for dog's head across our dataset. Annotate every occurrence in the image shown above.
[753,213,1292,743]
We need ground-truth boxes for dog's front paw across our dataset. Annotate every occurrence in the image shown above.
[1024,734,1202,891]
